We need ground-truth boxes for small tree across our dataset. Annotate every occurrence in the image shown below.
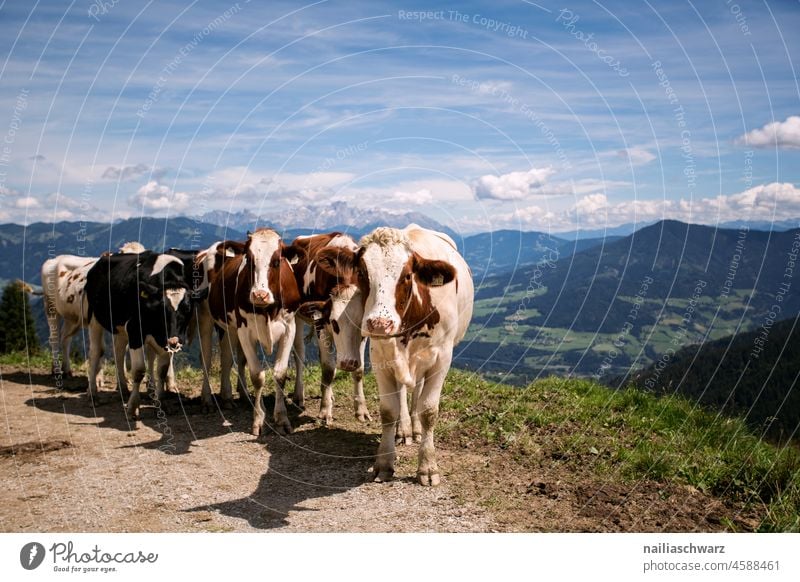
[0,280,40,354]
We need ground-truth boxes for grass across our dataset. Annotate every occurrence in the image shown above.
[2,348,798,531]
[436,369,800,532]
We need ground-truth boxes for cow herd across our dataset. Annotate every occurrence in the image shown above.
[41,224,474,486]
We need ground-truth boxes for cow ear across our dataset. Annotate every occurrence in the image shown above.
[412,253,456,287]
[315,247,356,276]
[298,300,330,324]
[281,243,306,266]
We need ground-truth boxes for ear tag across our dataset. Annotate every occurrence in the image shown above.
[289,256,299,265]
[140,290,149,299]
[312,311,322,321]
[431,275,444,287]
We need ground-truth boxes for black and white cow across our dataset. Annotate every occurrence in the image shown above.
[313,225,474,486]
[84,251,204,419]
[41,242,145,386]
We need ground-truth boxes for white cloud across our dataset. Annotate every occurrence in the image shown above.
[736,115,800,149]
[130,180,190,212]
[618,147,656,166]
[392,188,433,205]
[473,167,557,200]
[15,196,40,208]
[0,185,21,197]
[492,182,800,231]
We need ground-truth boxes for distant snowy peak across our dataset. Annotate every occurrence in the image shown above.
[197,201,450,234]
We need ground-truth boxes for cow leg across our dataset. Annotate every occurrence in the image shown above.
[373,362,400,483]
[144,343,156,394]
[166,356,177,393]
[396,383,414,445]
[59,318,80,378]
[415,355,451,487]
[352,339,371,422]
[44,297,63,376]
[113,331,130,399]
[290,318,305,409]
[86,320,105,399]
[217,328,235,409]
[235,342,249,402]
[270,323,296,435]
[238,330,271,436]
[317,326,336,425]
[125,347,147,422]
[198,305,215,409]
[154,352,172,412]
[411,377,422,443]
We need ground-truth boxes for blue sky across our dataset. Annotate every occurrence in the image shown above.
[0,0,798,234]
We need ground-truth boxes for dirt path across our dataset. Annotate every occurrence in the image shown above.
[0,366,755,533]
[0,368,496,533]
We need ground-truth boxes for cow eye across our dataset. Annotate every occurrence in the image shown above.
[405,273,412,281]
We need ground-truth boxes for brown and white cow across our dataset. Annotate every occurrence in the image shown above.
[207,228,301,435]
[287,232,370,424]
[192,240,249,410]
[314,225,473,486]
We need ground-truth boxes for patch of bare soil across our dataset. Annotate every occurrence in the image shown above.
[0,366,759,532]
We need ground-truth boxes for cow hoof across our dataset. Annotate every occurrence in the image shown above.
[290,393,305,409]
[221,399,235,410]
[318,410,333,426]
[274,420,293,435]
[355,407,372,423]
[251,424,262,437]
[395,435,413,446]
[417,471,441,487]
[413,433,422,444]
[373,467,394,483]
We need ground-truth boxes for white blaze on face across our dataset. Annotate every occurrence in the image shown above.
[165,288,187,311]
[361,243,410,333]
[248,230,281,303]
[151,254,183,277]
[329,285,364,365]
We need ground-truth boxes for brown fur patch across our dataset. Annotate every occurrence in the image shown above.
[394,258,441,345]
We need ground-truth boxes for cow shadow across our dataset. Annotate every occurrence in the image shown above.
[22,370,316,453]
[188,426,379,530]
[118,394,316,455]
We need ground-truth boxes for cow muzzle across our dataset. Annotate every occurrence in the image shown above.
[365,317,396,336]
[251,289,274,306]
[166,337,183,353]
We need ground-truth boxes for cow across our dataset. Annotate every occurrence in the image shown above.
[41,242,145,385]
[207,228,301,436]
[313,225,473,486]
[189,240,249,411]
[84,251,204,420]
[287,232,370,424]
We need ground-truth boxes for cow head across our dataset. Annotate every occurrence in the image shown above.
[244,229,284,306]
[307,245,367,369]
[242,228,301,311]
[357,228,455,339]
[138,254,207,352]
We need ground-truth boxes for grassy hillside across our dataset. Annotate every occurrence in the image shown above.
[5,350,797,531]
[463,220,800,376]
[623,315,800,443]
